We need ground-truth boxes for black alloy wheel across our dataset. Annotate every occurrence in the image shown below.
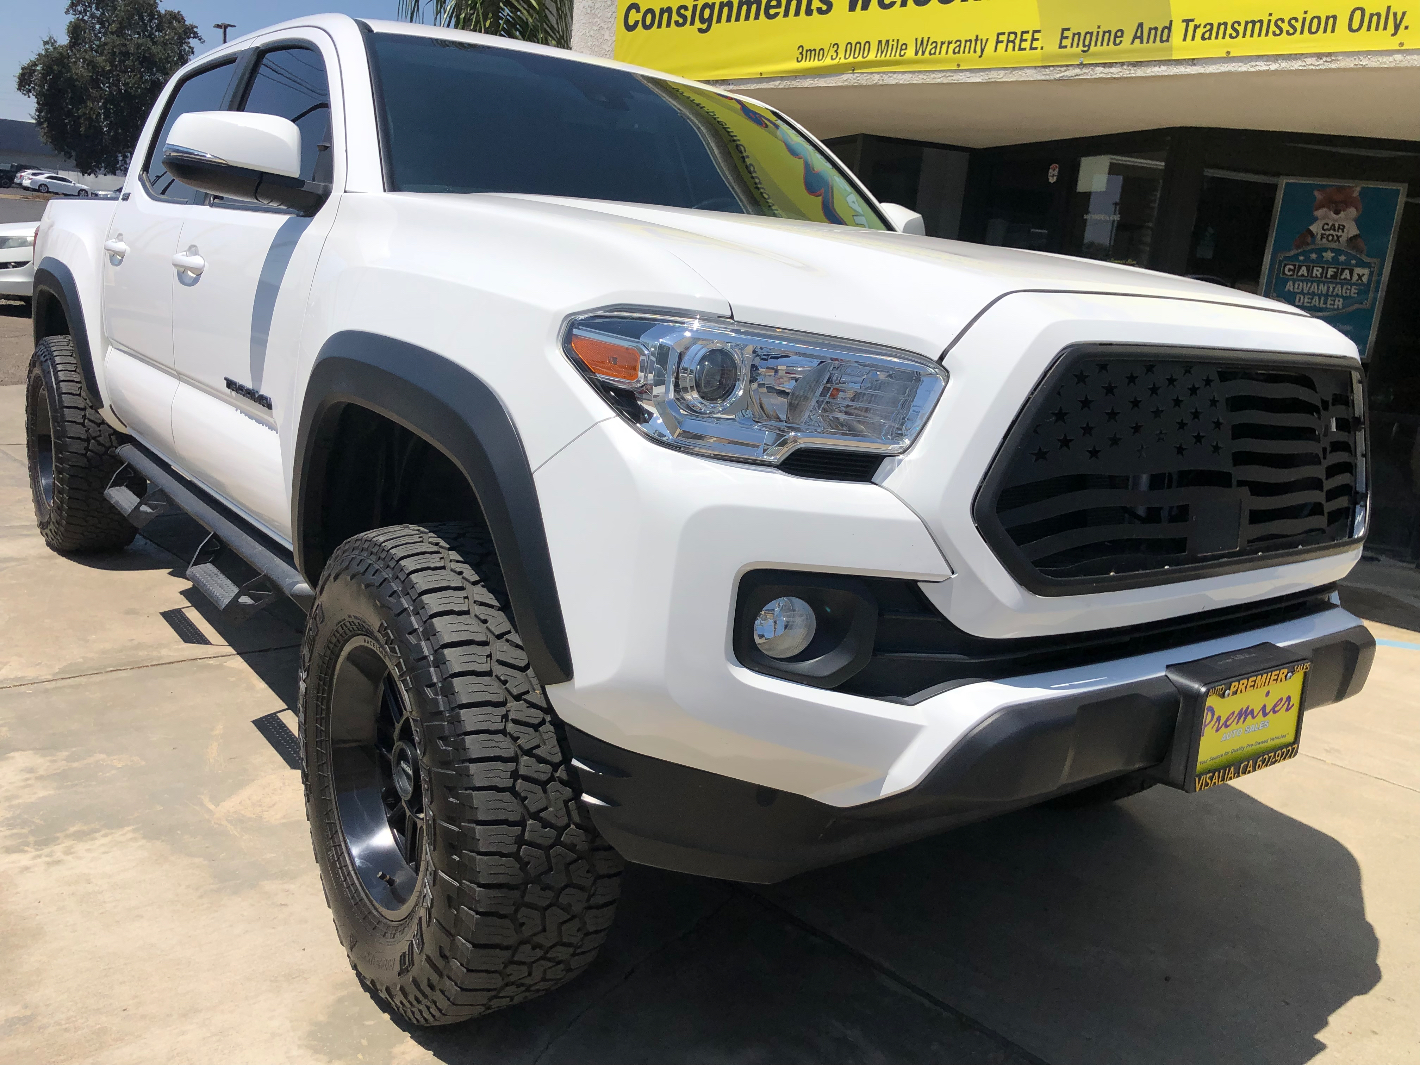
[328,638,428,918]
[30,380,54,508]
[25,335,136,552]
[302,523,624,1025]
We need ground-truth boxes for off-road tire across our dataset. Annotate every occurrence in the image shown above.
[26,335,136,553]
[300,523,623,1026]
[1046,772,1156,809]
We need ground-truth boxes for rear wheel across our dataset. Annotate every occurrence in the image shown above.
[37,183,49,194]
[26,336,136,553]
[300,523,623,1025]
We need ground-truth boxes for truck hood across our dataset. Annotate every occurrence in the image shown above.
[477,193,1299,359]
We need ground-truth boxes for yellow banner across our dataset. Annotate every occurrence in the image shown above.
[614,0,1417,80]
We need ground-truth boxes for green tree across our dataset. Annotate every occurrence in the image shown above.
[399,0,572,49]
[17,0,202,176]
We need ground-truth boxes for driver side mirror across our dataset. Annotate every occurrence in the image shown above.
[879,202,926,236]
[163,111,329,215]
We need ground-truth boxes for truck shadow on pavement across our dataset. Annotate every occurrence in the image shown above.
[335,785,1379,1065]
[87,510,1379,1065]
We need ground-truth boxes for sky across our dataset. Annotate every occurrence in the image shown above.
[1,0,396,123]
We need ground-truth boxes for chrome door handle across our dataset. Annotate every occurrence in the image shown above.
[172,249,205,276]
[103,239,128,261]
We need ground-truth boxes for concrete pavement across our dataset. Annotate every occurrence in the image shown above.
[0,372,1415,1064]
[1,299,30,386]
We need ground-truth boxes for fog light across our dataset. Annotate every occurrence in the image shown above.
[753,596,816,659]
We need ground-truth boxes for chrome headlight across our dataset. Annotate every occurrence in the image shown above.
[563,315,948,464]
[0,233,35,251]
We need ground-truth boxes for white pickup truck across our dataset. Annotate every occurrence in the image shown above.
[25,15,1374,1025]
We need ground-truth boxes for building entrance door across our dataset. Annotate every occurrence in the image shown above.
[1066,153,1167,268]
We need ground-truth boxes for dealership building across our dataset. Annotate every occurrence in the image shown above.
[572,0,1420,561]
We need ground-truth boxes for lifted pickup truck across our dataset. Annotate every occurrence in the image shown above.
[25,15,1374,1025]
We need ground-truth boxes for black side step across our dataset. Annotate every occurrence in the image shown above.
[109,443,315,614]
[104,479,172,529]
[187,531,282,622]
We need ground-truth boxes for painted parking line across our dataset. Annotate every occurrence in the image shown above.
[1376,638,1420,651]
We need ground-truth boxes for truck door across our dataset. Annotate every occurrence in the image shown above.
[102,57,237,455]
[169,43,337,540]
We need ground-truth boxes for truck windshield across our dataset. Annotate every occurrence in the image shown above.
[367,33,885,229]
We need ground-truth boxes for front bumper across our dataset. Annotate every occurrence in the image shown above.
[566,617,1373,883]
[537,416,1369,809]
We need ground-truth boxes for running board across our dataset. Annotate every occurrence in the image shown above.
[108,444,315,614]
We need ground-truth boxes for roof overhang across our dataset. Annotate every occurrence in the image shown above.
[712,52,1420,147]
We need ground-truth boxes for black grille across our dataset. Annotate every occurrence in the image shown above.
[974,346,1364,594]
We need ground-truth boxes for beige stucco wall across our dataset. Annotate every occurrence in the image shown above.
[568,1,1420,146]
[571,0,618,59]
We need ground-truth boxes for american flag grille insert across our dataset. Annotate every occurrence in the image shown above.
[975,348,1363,592]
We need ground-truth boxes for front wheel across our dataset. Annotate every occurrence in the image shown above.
[300,523,623,1026]
[77,188,89,198]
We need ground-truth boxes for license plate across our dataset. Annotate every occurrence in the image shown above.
[1161,644,1311,793]
[1192,660,1308,791]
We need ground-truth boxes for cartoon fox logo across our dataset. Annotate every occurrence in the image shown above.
[1294,185,1366,255]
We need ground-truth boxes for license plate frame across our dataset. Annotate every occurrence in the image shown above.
[1155,643,1311,793]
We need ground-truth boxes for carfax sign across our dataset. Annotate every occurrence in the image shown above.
[1260,179,1406,358]
[615,0,1419,81]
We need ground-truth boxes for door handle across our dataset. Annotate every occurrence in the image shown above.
[172,249,205,276]
[103,238,128,261]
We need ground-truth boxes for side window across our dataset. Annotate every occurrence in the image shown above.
[144,61,237,202]
[240,47,332,184]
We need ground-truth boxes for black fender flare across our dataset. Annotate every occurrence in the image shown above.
[33,256,102,405]
[293,330,573,684]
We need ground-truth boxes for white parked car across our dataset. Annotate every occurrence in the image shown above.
[26,15,1373,1027]
[22,172,90,196]
[0,221,37,300]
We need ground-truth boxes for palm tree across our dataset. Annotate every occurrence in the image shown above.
[398,0,572,48]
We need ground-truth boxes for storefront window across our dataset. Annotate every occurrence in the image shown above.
[823,135,970,238]
[1069,153,1166,266]
[979,155,1065,251]
[1185,170,1279,292]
